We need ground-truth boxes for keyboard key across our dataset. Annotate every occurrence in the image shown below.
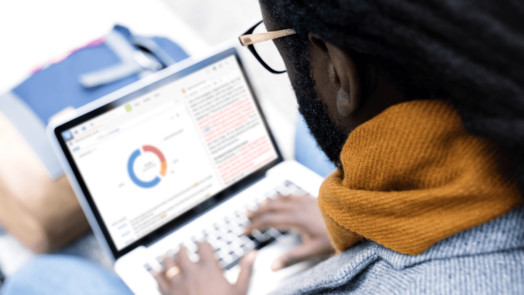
[144,263,153,273]
[264,228,281,239]
[245,201,258,211]
[264,190,278,199]
[188,251,199,262]
[221,254,235,266]
[251,229,271,242]
[156,256,165,268]
[231,245,245,256]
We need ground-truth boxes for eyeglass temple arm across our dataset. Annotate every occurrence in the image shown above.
[239,29,296,46]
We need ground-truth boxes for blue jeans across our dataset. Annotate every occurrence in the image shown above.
[1,255,132,295]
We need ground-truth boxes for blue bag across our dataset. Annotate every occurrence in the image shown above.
[0,25,189,179]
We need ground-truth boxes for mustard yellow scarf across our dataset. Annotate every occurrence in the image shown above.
[319,99,522,255]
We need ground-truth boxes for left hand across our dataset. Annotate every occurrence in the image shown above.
[154,242,256,295]
[245,194,334,270]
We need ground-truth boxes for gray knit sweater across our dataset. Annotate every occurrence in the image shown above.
[273,205,524,294]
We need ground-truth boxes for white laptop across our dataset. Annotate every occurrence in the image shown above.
[48,46,324,295]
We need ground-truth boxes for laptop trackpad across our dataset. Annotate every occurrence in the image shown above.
[225,234,319,295]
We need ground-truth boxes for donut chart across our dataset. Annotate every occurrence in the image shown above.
[127,145,167,188]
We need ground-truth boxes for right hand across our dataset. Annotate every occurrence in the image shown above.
[245,194,334,270]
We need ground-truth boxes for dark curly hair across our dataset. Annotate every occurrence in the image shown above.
[263,0,524,191]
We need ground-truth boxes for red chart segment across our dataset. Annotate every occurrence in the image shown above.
[143,145,167,176]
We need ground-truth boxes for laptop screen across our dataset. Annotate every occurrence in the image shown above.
[54,48,281,255]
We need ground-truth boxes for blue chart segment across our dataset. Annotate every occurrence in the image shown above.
[127,145,167,188]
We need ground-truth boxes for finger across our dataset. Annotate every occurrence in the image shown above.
[197,241,220,269]
[163,253,176,271]
[247,198,295,219]
[275,193,301,201]
[154,271,171,295]
[235,251,257,294]
[271,243,324,271]
[245,213,301,233]
[176,246,195,274]
[162,254,183,286]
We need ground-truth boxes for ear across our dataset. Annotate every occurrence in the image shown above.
[309,34,360,117]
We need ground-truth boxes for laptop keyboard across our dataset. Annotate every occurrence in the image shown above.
[144,180,307,273]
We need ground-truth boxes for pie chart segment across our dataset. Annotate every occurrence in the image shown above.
[127,145,167,188]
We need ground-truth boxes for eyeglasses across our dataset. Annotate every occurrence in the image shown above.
[239,20,296,74]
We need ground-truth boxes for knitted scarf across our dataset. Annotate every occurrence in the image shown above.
[318,99,522,255]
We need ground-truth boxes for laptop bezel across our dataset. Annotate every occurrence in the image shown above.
[49,46,283,259]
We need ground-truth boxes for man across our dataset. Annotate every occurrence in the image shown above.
[155,0,524,294]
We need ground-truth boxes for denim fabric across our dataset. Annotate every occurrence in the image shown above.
[0,255,132,295]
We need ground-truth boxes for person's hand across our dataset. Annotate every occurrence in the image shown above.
[245,194,334,270]
[154,242,256,295]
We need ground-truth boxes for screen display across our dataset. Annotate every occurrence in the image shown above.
[61,54,279,250]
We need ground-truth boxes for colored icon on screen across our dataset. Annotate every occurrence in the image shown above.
[62,130,73,141]
[127,145,167,188]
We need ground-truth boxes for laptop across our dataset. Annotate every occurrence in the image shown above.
[48,46,324,295]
